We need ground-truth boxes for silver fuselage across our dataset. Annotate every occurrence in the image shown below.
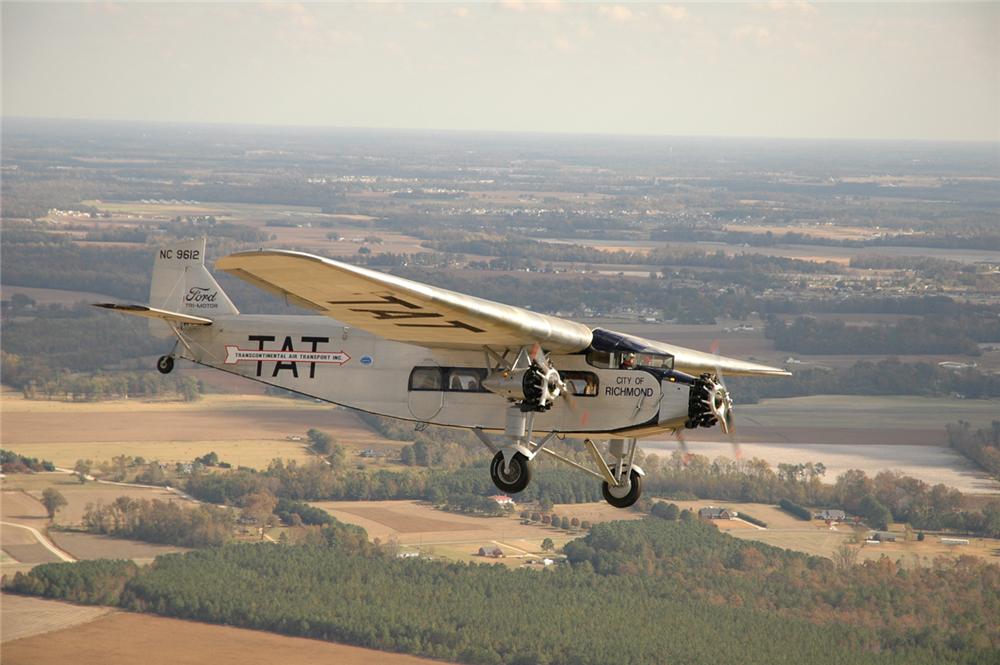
[178,314,690,438]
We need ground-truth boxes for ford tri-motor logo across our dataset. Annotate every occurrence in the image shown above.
[185,286,219,308]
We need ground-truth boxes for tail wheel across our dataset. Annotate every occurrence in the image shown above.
[489,451,531,494]
[602,467,642,509]
[157,355,175,374]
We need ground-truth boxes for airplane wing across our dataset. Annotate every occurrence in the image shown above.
[591,328,790,378]
[215,250,594,352]
[656,342,791,377]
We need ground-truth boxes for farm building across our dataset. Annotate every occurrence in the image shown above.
[478,545,503,558]
[699,506,736,520]
[815,509,847,522]
[869,531,897,542]
[490,495,515,507]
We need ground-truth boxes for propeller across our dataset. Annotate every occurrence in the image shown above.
[561,387,590,427]
[674,428,692,466]
[709,340,741,459]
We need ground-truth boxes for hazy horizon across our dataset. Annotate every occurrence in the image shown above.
[4,114,1000,146]
[3,2,999,143]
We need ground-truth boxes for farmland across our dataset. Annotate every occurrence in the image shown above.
[657,499,1000,565]
[2,604,451,665]
[1,474,191,567]
[0,393,402,469]
[311,499,641,565]
[77,199,424,257]
[0,594,112,643]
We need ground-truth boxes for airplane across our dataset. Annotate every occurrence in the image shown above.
[97,238,790,508]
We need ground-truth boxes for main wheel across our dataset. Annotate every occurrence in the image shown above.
[156,355,175,374]
[602,467,642,508]
[489,451,531,494]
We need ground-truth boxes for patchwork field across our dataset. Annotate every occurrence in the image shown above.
[312,499,640,565]
[655,500,1000,565]
[2,475,190,566]
[2,606,452,665]
[2,473,193,525]
[1,594,113,643]
[542,237,1000,266]
[47,532,187,562]
[642,439,999,494]
[0,393,401,470]
[76,199,426,257]
[640,394,1000,494]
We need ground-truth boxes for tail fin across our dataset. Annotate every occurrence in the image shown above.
[150,237,238,317]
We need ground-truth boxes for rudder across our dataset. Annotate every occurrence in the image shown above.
[150,238,238,318]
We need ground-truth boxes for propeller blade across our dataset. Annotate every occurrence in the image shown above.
[529,342,543,364]
[709,339,740,457]
[561,388,590,427]
[676,430,692,465]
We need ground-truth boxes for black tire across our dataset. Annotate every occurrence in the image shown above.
[602,468,642,508]
[489,451,531,494]
[157,355,175,374]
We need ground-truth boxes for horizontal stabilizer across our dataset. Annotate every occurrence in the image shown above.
[93,303,213,326]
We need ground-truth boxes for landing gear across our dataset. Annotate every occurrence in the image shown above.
[602,467,642,509]
[156,355,175,374]
[474,411,644,508]
[490,450,532,494]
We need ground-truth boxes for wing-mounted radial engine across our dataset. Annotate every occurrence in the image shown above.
[482,345,566,412]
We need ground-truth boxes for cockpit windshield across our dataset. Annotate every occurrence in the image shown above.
[586,328,675,371]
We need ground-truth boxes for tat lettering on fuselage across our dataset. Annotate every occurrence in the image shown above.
[225,335,349,378]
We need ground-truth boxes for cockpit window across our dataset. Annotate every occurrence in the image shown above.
[586,328,674,371]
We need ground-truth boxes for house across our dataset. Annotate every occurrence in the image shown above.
[478,545,503,558]
[699,506,736,520]
[815,509,847,522]
[490,495,515,507]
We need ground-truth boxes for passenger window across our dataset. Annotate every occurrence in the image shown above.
[409,367,443,391]
[447,369,486,392]
[561,371,599,397]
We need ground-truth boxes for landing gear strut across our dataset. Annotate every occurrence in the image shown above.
[474,407,644,508]
[156,355,175,374]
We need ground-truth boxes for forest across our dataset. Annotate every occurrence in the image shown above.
[728,358,1000,402]
[422,234,842,275]
[8,519,998,665]
[764,314,1000,356]
[947,421,1000,481]
[172,443,1000,540]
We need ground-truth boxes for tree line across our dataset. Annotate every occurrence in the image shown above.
[728,358,1000,402]
[421,234,842,275]
[947,421,1000,481]
[764,314,999,356]
[8,519,998,664]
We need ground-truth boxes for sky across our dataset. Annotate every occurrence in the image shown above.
[2,2,998,141]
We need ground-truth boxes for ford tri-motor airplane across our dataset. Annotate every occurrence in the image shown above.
[98,239,790,508]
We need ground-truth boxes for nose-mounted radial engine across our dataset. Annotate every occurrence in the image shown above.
[687,373,735,434]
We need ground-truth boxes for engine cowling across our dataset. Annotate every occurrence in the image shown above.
[686,373,733,432]
[483,363,564,412]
